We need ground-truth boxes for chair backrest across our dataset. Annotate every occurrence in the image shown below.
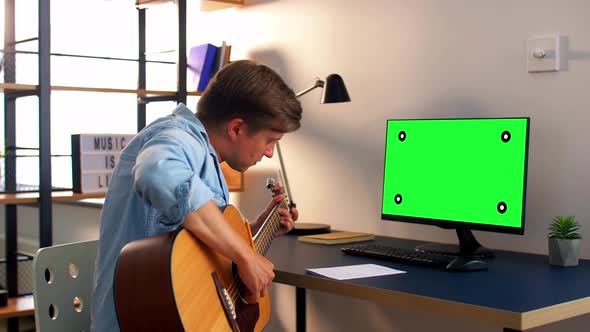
[33,240,98,332]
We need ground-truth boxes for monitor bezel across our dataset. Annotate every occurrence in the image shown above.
[380,117,530,236]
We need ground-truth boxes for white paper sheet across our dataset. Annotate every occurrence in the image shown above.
[306,263,406,280]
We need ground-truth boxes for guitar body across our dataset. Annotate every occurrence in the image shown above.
[115,205,271,332]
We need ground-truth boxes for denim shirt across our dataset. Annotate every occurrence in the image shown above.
[90,104,229,332]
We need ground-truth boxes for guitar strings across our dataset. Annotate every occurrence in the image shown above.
[225,198,289,302]
[226,210,282,301]
[256,199,288,255]
[227,212,280,299]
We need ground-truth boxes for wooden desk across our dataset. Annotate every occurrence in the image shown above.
[0,295,34,319]
[267,235,590,332]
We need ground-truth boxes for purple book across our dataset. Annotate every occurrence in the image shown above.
[188,44,218,92]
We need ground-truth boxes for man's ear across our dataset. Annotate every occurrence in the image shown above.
[226,118,246,140]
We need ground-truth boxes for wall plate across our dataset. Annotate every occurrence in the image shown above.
[527,35,560,73]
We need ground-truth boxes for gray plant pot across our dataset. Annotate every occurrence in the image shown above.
[548,238,581,267]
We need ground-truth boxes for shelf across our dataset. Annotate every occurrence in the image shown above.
[0,83,37,93]
[201,0,244,11]
[0,173,240,204]
[0,191,105,205]
[0,83,201,96]
[136,0,244,11]
[52,85,201,96]
[0,295,34,319]
[0,166,239,205]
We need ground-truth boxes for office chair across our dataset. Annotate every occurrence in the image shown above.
[33,240,98,332]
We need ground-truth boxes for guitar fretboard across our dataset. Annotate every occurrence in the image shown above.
[227,196,288,304]
[253,198,289,256]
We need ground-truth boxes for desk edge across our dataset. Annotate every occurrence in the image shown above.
[274,270,523,329]
[522,296,590,329]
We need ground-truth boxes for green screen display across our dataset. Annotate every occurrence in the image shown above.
[381,118,529,232]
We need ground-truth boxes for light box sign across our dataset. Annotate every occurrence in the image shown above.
[72,134,135,193]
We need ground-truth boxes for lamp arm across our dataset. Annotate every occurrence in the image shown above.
[280,78,327,208]
[295,79,324,98]
[275,141,296,209]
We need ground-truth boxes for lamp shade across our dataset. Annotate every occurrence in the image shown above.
[320,74,351,103]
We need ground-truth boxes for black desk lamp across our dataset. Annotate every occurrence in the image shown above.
[278,74,351,235]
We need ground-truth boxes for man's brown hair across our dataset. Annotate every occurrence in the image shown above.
[197,60,302,134]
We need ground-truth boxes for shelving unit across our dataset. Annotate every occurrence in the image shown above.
[135,0,244,190]
[1,0,243,330]
[1,1,48,330]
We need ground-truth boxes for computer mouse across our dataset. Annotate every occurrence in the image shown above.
[446,256,488,272]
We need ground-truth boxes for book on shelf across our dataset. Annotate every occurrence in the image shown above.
[211,41,232,76]
[211,41,227,75]
[187,43,218,92]
[224,44,232,65]
[298,231,375,245]
[188,41,232,92]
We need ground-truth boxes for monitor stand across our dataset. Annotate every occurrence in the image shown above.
[415,228,495,259]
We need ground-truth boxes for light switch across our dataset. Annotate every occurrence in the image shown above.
[527,35,560,73]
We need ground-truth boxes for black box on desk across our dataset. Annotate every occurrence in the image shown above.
[0,252,34,296]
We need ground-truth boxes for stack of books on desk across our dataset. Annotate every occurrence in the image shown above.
[298,231,374,245]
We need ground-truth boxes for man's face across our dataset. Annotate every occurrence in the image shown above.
[227,126,284,172]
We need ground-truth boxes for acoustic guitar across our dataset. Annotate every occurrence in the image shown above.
[114,178,289,332]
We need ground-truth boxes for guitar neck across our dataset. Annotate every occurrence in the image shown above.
[230,179,289,301]
[253,198,289,256]
[230,198,288,303]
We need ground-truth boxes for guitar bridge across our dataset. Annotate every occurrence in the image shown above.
[222,287,237,320]
[212,272,240,332]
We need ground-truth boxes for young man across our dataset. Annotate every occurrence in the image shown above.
[90,60,303,331]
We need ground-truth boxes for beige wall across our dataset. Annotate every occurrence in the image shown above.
[225,0,590,330]
[2,0,590,331]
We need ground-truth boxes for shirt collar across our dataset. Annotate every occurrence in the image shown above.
[172,103,217,156]
[172,104,230,204]
[172,103,200,126]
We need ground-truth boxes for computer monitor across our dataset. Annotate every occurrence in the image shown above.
[381,117,530,259]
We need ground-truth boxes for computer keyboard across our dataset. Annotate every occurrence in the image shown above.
[341,244,456,268]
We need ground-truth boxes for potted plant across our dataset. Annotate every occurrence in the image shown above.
[548,215,582,266]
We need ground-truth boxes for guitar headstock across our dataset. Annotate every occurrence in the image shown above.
[266,178,296,209]
[265,178,285,197]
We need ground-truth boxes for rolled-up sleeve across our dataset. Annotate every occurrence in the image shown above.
[132,128,214,226]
